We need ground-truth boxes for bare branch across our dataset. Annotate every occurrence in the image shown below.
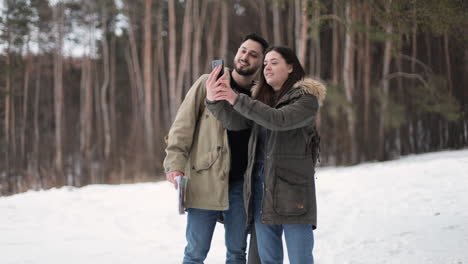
[382,72,429,88]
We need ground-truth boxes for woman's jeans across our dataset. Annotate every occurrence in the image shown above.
[253,161,314,264]
[183,182,247,264]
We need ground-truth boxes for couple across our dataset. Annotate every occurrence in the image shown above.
[164,33,326,264]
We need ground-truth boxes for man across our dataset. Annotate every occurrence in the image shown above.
[164,33,268,264]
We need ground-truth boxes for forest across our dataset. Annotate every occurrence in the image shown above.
[0,0,467,195]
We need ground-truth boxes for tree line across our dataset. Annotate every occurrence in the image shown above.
[0,0,467,195]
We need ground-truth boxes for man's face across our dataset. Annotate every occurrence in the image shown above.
[233,39,264,76]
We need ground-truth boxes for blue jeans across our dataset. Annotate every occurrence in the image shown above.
[253,162,314,264]
[183,182,247,264]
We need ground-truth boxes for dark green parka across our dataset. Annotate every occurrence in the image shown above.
[206,78,326,228]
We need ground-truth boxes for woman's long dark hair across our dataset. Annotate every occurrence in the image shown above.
[255,46,305,106]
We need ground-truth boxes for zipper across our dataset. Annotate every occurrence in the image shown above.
[247,125,258,224]
[260,129,269,221]
[260,174,266,220]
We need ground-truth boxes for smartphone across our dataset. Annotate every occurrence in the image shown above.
[211,59,224,80]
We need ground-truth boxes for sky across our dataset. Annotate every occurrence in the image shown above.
[1,148,468,263]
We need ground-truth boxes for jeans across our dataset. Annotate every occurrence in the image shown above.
[253,162,314,264]
[183,182,247,264]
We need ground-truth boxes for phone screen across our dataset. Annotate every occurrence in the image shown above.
[211,59,224,80]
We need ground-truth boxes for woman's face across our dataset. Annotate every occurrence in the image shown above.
[263,51,293,91]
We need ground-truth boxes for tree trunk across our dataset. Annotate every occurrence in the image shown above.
[356,1,364,94]
[109,33,117,159]
[152,1,165,170]
[355,1,365,159]
[378,2,393,160]
[260,0,270,42]
[342,1,356,164]
[205,2,220,71]
[93,67,103,183]
[395,37,404,155]
[287,1,294,47]
[396,38,403,93]
[21,48,32,166]
[125,2,144,112]
[177,0,193,96]
[298,0,308,66]
[101,9,112,160]
[78,23,94,187]
[192,0,208,80]
[411,2,417,73]
[332,0,340,84]
[294,0,301,52]
[4,48,12,190]
[425,34,432,67]
[155,2,170,129]
[80,57,93,187]
[53,3,65,178]
[444,32,453,94]
[343,2,355,101]
[125,44,143,151]
[310,0,321,77]
[315,0,321,78]
[168,0,178,120]
[33,56,43,188]
[143,0,155,164]
[124,2,146,168]
[272,2,282,45]
[405,0,418,155]
[363,0,372,156]
[125,44,137,113]
[219,0,228,59]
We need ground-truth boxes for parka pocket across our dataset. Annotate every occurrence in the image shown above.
[273,167,308,216]
[192,148,221,172]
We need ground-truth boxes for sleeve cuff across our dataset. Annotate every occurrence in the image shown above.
[205,99,219,105]
[232,93,245,109]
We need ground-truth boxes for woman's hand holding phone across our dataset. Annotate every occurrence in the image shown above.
[206,65,237,105]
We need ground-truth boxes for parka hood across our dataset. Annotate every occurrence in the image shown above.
[252,77,326,106]
[293,78,327,106]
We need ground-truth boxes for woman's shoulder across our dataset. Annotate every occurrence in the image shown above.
[293,78,327,106]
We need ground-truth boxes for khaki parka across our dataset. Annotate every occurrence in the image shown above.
[163,73,232,210]
[206,78,326,228]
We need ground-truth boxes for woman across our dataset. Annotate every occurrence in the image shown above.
[206,46,326,264]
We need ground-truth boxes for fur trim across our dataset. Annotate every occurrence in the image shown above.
[293,78,327,106]
[251,77,327,106]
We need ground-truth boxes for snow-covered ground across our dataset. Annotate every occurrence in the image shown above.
[1,149,467,264]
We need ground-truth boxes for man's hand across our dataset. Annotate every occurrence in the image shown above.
[166,170,184,190]
[206,65,226,101]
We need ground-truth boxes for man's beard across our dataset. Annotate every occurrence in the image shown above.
[234,61,259,76]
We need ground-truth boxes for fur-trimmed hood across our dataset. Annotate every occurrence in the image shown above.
[292,78,326,106]
[252,77,327,106]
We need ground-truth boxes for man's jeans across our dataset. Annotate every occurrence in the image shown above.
[183,182,247,264]
[253,161,314,264]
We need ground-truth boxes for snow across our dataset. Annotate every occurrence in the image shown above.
[1,149,467,264]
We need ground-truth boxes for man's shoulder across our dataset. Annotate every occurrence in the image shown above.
[196,74,210,83]
[183,74,210,99]
[187,74,210,93]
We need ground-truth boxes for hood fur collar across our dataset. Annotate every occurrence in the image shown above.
[293,78,326,106]
[252,78,326,106]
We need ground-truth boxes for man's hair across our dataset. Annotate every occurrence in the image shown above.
[242,33,269,53]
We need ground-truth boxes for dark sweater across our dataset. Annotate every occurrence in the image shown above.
[228,74,252,184]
